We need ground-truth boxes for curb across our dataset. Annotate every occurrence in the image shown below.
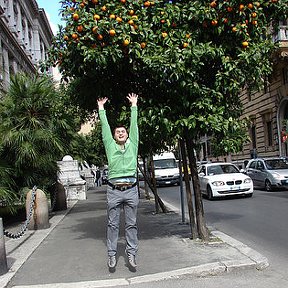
[211,230,269,270]
[161,197,269,271]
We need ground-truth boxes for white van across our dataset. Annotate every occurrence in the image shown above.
[153,152,180,186]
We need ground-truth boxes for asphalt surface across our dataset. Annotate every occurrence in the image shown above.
[0,186,268,288]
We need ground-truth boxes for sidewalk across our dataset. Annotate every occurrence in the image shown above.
[1,186,268,288]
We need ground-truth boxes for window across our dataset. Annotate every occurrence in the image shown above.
[251,125,257,149]
[266,121,273,146]
[249,161,257,169]
[257,161,265,170]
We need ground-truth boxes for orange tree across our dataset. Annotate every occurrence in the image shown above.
[44,0,287,240]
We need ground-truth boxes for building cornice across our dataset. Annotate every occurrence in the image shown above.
[38,8,54,42]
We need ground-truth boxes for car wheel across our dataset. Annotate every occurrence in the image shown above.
[245,193,253,198]
[265,179,272,191]
[207,185,214,200]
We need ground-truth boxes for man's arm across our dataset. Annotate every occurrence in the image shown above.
[127,93,139,144]
[97,98,113,145]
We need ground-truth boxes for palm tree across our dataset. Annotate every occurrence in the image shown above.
[0,73,75,200]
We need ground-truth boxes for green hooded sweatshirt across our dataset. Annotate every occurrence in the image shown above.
[99,106,138,180]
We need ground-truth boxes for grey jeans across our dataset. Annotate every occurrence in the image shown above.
[106,185,139,257]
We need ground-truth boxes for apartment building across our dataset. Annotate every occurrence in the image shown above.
[200,21,288,164]
[0,0,53,93]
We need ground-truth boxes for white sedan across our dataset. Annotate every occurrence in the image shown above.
[198,163,253,200]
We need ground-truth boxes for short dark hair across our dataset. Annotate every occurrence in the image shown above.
[113,125,128,135]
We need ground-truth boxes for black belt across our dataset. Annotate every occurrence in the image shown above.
[107,181,137,191]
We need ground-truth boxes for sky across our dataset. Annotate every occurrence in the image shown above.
[36,0,64,34]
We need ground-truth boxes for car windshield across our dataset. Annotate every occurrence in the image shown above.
[207,164,239,175]
[154,159,177,169]
[264,159,288,170]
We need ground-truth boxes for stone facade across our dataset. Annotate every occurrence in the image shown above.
[0,0,53,93]
[200,21,288,165]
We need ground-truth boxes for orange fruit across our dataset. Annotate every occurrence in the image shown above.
[123,39,130,46]
[109,29,116,36]
[162,32,168,38]
[72,13,79,21]
[211,20,218,26]
[144,1,151,7]
[97,34,103,40]
[210,1,217,8]
[80,2,85,8]
[252,20,257,25]
[128,19,134,25]
[227,7,233,12]
[183,42,189,48]
[129,10,134,15]
[247,3,253,9]
[110,14,116,19]
[77,25,83,32]
[94,14,100,20]
[140,42,146,49]
[232,27,237,32]
[239,4,245,11]
[120,0,126,3]
[91,0,98,3]
[63,35,69,41]
[71,33,78,39]
[116,17,122,23]
[242,41,249,48]
[251,12,257,18]
[101,5,107,12]
[92,26,98,34]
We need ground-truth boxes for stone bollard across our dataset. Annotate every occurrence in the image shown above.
[26,189,49,230]
[49,182,67,211]
[0,218,8,275]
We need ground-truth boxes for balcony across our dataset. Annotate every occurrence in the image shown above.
[273,25,288,46]
[272,21,288,59]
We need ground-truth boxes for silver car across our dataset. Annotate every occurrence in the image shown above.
[244,158,288,191]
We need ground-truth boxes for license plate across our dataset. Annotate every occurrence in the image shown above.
[165,181,171,184]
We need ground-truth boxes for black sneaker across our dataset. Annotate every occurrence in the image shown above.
[107,255,117,271]
[127,253,137,270]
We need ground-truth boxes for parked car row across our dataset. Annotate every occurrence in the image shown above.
[101,157,288,198]
[197,157,288,200]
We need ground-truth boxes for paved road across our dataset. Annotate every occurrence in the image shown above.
[156,183,288,287]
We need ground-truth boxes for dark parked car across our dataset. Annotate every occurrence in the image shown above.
[244,157,288,191]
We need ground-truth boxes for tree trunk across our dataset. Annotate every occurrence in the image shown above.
[179,139,197,239]
[184,133,209,241]
[142,158,151,199]
[138,159,167,213]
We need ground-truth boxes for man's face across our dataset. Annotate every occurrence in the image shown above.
[114,127,128,145]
